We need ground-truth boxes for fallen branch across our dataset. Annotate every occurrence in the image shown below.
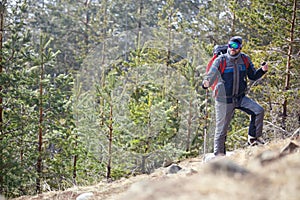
[290,127,300,139]
[264,120,289,134]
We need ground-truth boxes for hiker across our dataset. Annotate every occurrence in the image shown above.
[202,36,268,156]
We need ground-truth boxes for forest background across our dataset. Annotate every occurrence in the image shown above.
[0,0,299,198]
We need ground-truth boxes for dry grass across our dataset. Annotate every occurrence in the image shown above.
[11,138,300,200]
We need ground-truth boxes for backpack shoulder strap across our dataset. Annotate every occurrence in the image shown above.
[241,54,250,69]
[219,55,226,74]
[241,54,250,85]
[206,54,218,73]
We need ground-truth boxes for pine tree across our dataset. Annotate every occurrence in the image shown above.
[0,1,77,196]
[237,0,300,137]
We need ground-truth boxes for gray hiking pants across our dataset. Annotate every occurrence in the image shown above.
[214,96,264,155]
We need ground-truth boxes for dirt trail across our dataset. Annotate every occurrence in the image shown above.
[12,138,300,200]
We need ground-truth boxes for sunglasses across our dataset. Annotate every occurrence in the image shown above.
[228,41,241,50]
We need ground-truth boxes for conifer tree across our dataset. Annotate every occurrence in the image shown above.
[0,1,77,196]
[237,0,300,136]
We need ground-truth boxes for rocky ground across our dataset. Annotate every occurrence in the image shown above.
[11,134,300,200]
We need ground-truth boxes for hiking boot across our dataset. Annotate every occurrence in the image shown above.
[248,136,265,146]
[256,137,266,145]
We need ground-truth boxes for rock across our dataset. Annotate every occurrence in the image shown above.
[253,141,300,166]
[180,168,198,176]
[203,153,216,162]
[166,164,182,174]
[203,151,235,163]
[280,141,299,156]
[76,192,94,200]
[208,158,250,176]
[162,158,173,167]
[255,150,280,165]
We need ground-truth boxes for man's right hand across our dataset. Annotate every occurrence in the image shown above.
[261,62,268,72]
[202,80,210,89]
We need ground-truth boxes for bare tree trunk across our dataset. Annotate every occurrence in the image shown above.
[186,99,192,154]
[71,0,92,184]
[37,46,45,194]
[282,0,297,131]
[72,91,78,183]
[84,0,90,55]
[72,146,78,184]
[231,9,236,35]
[138,0,143,30]
[0,3,4,193]
[164,9,174,98]
[100,0,108,126]
[0,1,3,134]
[106,103,113,180]
[36,69,43,193]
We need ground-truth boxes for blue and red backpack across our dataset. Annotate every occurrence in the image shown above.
[206,45,250,92]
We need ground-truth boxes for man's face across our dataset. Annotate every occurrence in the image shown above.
[229,47,241,55]
[228,41,241,55]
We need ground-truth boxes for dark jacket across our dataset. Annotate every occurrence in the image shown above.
[204,52,266,103]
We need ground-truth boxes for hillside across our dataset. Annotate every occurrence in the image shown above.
[11,133,300,200]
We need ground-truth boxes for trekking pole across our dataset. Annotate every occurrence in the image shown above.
[203,89,209,161]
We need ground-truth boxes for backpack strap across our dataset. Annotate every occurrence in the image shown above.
[206,54,218,73]
[219,54,249,75]
[241,54,250,94]
[219,55,226,74]
[241,54,249,69]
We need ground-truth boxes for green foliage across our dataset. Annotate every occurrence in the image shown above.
[0,3,78,197]
[1,0,300,198]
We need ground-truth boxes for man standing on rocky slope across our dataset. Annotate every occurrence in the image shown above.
[202,36,268,156]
